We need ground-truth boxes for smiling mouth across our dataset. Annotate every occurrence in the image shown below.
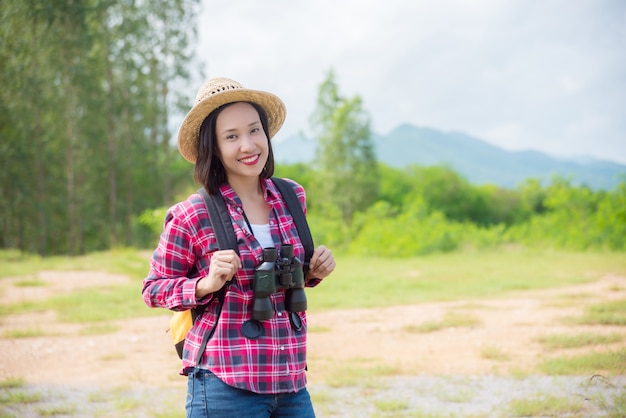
[239,154,260,165]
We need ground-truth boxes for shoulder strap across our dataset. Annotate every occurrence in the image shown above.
[193,187,235,366]
[198,187,239,254]
[271,177,314,271]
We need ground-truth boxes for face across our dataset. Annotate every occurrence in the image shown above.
[215,102,269,181]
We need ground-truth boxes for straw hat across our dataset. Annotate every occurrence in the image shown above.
[177,77,286,163]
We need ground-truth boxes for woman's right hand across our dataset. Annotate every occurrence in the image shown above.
[195,249,241,298]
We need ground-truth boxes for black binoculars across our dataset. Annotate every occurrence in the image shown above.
[252,244,307,320]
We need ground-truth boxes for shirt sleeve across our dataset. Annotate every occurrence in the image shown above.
[142,200,212,311]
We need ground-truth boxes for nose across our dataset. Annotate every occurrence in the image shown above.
[239,134,256,152]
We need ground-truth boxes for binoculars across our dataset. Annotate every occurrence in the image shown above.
[252,244,307,320]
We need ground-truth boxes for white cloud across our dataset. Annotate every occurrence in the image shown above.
[192,0,626,164]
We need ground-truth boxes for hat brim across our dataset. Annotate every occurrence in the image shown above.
[177,89,286,163]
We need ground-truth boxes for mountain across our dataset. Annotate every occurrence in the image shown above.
[273,123,625,190]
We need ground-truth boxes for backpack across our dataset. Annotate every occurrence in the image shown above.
[169,177,314,363]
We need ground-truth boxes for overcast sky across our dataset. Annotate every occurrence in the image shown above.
[193,0,626,164]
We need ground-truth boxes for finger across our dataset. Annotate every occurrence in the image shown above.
[309,245,327,270]
[214,251,241,269]
[311,256,334,277]
[313,249,333,271]
[222,251,241,269]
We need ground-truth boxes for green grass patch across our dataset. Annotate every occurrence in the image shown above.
[538,348,626,375]
[0,390,43,405]
[325,360,403,388]
[2,249,625,325]
[374,399,410,414]
[99,353,126,362]
[480,345,511,362]
[404,311,481,333]
[37,404,77,417]
[0,283,163,323]
[307,325,331,333]
[2,328,50,339]
[0,248,150,280]
[12,278,47,287]
[576,299,626,326]
[308,250,626,310]
[609,391,626,418]
[508,394,587,417]
[0,379,25,390]
[151,402,186,418]
[544,292,594,308]
[536,332,623,350]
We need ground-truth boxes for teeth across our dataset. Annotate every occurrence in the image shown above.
[240,155,257,163]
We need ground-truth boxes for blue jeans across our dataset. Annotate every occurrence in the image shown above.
[186,369,316,418]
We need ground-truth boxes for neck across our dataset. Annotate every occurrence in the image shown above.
[228,176,263,200]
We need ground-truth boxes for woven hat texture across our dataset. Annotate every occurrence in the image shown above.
[177,77,286,163]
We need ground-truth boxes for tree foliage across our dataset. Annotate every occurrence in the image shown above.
[269,163,626,257]
[2,14,624,259]
[309,69,378,227]
[0,0,199,255]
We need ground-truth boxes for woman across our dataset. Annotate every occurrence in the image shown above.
[142,77,335,417]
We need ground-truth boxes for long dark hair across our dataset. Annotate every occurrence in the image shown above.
[194,102,275,194]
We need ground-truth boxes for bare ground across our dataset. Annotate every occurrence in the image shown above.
[0,271,625,417]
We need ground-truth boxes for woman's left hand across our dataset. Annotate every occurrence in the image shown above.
[307,245,336,280]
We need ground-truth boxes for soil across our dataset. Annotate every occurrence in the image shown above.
[0,270,625,417]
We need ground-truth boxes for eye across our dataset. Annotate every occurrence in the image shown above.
[251,127,260,134]
[225,134,238,141]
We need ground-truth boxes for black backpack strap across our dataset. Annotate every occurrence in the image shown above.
[271,177,315,271]
[199,187,239,253]
[193,187,238,366]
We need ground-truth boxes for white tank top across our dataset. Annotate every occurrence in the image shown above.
[250,223,273,248]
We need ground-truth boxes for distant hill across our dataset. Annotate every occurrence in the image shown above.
[273,123,625,190]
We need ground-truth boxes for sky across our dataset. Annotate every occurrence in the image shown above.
[192,0,626,164]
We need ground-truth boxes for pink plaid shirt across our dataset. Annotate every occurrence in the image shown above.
[142,178,321,394]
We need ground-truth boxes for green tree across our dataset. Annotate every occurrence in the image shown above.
[377,163,415,210]
[0,0,199,255]
[410,165,485,224]
[309,70,378,228]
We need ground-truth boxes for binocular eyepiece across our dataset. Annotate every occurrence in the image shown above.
[252,244,307,321]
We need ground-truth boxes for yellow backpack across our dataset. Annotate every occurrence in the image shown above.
[170,310,193,358]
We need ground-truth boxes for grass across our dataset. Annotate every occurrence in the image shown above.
[0,379,24,390]
[480,345,511,362]
[403,311,482,333]
[577,299,626,326]
[0,248,625,416]
[0,248,622,325]
[37,404,77,417]
[1,248,624,317]
[323,359,404,388]
[0,283,164,323]
[0,247,150,280]
[12,278,47,287]
[0,376,187,418]
[609,391,626,418]
[307,249,626,310]
[374,399,410,414]
[538,348,626,375]
[2,328,50,339]
[0,390,43,404]
[536,332,623,350]
[508,394,587,417]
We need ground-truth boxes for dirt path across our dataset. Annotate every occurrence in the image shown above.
[0,271,624,416]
